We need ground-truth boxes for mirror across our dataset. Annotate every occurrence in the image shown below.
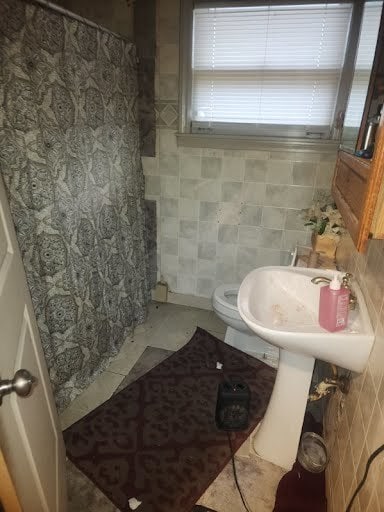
[340,1,383,153]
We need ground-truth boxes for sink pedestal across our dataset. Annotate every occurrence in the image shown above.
[252,349,315,470]
[238,266,374,469]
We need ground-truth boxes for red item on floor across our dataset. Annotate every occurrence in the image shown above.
[273,414,327,512]
[273,461,326,512]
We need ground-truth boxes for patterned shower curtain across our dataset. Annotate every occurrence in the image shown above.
[0,0,150,411]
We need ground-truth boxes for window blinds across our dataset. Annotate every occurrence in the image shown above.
[343,1,383,128]
[191,3,353,137]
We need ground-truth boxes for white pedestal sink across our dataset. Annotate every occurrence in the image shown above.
[238,266,374,470]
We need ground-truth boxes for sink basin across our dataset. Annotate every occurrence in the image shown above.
[238,266,374,372]
[237,266,374,470]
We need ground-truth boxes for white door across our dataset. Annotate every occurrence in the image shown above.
[0,175,67,511]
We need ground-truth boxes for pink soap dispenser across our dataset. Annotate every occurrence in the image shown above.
[319,274,350,332]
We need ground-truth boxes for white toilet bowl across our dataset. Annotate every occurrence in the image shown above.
[212,284,279,368]
[212,284,253,334]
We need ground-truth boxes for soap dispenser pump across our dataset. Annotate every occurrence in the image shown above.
[319,274,350,332]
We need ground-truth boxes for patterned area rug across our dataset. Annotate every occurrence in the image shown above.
[64,328,276,512]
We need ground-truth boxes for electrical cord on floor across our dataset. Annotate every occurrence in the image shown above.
[227,432,253,512]
[345,443,384,511]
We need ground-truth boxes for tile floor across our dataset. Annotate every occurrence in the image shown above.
[62,301,285,511]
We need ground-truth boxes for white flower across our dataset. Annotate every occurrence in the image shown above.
[301,202,346,235]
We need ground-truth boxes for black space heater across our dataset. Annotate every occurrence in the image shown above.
[215,377,250,431]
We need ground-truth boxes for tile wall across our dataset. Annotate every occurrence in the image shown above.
[144,0,338,297]
[325,236,384,512]
[54,0,134,38]
[144,143,337,296]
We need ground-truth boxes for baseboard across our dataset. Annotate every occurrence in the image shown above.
[167,292,212,311]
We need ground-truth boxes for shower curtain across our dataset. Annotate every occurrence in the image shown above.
[0,0,150,411]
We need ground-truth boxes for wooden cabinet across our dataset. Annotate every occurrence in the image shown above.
[332,119,384,252]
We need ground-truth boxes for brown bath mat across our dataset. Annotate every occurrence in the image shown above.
[63,327,276,512]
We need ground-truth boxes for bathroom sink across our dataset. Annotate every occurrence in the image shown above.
[238,266,374,373]
[237,266,374,470]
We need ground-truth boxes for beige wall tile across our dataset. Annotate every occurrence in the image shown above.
[198,222,218,242]
[180,155,201,178]
[160,176,179,198]
[326,236,384,506]
[142,156,158,175]
[366,491,380,512]
[245,159,268,182]
[159,74,179,100]
[202,157,222,179]
[375,314,384,374]
[196,180,221,202]
[360,370,376,429]
[222,157,245,180]
[293,162,316,186]
[366,399,384,454]
[261,207,286,229]
[332,473,345,512]
[345,373,364,425]
[179,238,198,258]
[240,204,262,226]
[316,161,336,188]
[218,202,241,225]
[281,230,310,250]
[179,198,199,219]
[159,44,179,74]
[266,160,293,184]
[158,0,180,44]
[159,128,178,153]
[346,477,360,512]
[349,403,366,467]
[145,175,161,195]
[242,183,267,205]
[374,456,384,505]
[355,439,369,486]
[159,154,179,176]
[55,0,134,37]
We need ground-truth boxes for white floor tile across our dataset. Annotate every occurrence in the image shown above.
[70,371,125,415]
[60,404,88,430]
[207,329,226,341]
[107,338,147,375]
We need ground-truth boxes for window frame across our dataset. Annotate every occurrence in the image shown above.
[178,0,365,149]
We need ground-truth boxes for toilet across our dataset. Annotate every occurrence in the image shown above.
[212,284,279,368]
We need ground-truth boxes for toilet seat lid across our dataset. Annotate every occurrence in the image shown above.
[213,284,240,311]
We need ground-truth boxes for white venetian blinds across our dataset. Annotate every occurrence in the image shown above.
[191,3,353,137]
[343,1,383,127]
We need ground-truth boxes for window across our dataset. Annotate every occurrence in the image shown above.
[343,1,383,128]
[180,1,363,141]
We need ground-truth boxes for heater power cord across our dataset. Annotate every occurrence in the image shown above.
[227,432,253,512]
[345,443,384,511]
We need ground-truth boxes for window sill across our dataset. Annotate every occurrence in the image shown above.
[176,133,340,153]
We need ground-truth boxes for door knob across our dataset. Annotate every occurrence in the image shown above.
[0,369,36,406]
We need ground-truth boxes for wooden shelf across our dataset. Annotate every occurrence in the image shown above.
[332,119,384,251]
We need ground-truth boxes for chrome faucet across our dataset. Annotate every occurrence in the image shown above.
[341,273,357,310]
[311,276,332,285]
[311,273,357,310]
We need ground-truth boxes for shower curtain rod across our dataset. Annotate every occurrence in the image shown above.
[27,0,133,44]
